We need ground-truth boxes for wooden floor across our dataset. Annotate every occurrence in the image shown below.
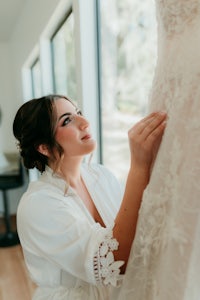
[0,216,36,300]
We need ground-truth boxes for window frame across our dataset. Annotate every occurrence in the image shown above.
[50,7,73,94]
[30,58,42,98]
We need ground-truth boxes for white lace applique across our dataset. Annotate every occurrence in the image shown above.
[94,231,124,286]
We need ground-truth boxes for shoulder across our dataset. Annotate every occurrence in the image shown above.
[17,183,59,216]
[17,175,67,219]
[82,162,117,181]
[91,162,113,174]
[17,178,77,234]
[82,162,122,193]
[24,180,61,200]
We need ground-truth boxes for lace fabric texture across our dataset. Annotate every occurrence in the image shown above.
[117,1,200,299]
[94,230,124,286]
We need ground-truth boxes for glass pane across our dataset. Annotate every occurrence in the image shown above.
[51,12,77,103]
[31,59,42,98]
[99,0,157,182]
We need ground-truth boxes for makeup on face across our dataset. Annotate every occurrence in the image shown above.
[57,107,82,127]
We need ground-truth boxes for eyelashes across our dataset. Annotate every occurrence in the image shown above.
[61,110,83,126]
[62,117,72,126]
[76,110,82,116]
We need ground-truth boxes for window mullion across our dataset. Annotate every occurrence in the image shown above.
[73,0,101,163]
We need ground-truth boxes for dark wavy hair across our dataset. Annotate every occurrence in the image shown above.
[13,94,74,172]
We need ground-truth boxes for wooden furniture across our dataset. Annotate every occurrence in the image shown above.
[0,153,23,247]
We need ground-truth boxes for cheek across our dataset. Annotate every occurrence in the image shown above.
[55,127,77,145]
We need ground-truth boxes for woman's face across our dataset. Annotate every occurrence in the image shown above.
[53,98,96,159]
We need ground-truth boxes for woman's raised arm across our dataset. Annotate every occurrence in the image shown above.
[113,111,167,273]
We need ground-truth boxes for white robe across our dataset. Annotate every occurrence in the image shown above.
[17,164,124,300]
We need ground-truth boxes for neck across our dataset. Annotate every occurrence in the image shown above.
[49,156,84,187]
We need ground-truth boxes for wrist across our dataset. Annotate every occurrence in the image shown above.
[130,161,151,175]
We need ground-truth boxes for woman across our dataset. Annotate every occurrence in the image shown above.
[13,94,166,299]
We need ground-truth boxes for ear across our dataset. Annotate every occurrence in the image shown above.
[37,144,49,157]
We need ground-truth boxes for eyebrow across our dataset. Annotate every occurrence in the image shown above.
[58,107,79,121]
[58,112,72,121]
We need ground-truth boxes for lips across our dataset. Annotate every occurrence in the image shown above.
[81,134,91,140]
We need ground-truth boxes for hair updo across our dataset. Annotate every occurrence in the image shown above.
[13,94,71,172]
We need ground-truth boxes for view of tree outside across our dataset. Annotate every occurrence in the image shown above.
[99,0,157,182]
[51,12,77,103]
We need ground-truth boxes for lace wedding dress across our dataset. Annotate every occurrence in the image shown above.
[116,1,200,299]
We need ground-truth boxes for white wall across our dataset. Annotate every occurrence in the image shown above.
[1,0,64,153]
[0,43,16,152]
[10,0,63,146]
[0,0,65,214]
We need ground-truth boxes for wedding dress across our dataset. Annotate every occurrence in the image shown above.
[116,1,200,299]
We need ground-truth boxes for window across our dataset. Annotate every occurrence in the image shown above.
[31,58,42,98]
[51,10,77,103]
[98,0,157,181]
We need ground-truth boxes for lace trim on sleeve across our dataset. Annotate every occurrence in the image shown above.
[93,230,124,286]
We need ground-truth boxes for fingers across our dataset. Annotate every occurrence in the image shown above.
[134,111,167,140]
[133,112,157,133]
[145,118,166,146]
[128,111,167,143]
[142,112,167,140]
[128,111,167,154]
[128,111,167,170]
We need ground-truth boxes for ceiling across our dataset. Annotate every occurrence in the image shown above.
[0,0,27,42]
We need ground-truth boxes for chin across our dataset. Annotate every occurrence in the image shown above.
[85,140,97,154]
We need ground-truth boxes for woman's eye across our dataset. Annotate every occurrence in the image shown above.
[77,110,82,116]
[62,117,71,126]
[61,111,82,126]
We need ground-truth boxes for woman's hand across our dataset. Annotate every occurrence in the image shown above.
[128,111,167,170]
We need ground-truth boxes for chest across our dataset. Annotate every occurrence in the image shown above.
[75,182,106,227]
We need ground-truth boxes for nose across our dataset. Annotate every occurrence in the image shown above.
[76,114,89,130]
